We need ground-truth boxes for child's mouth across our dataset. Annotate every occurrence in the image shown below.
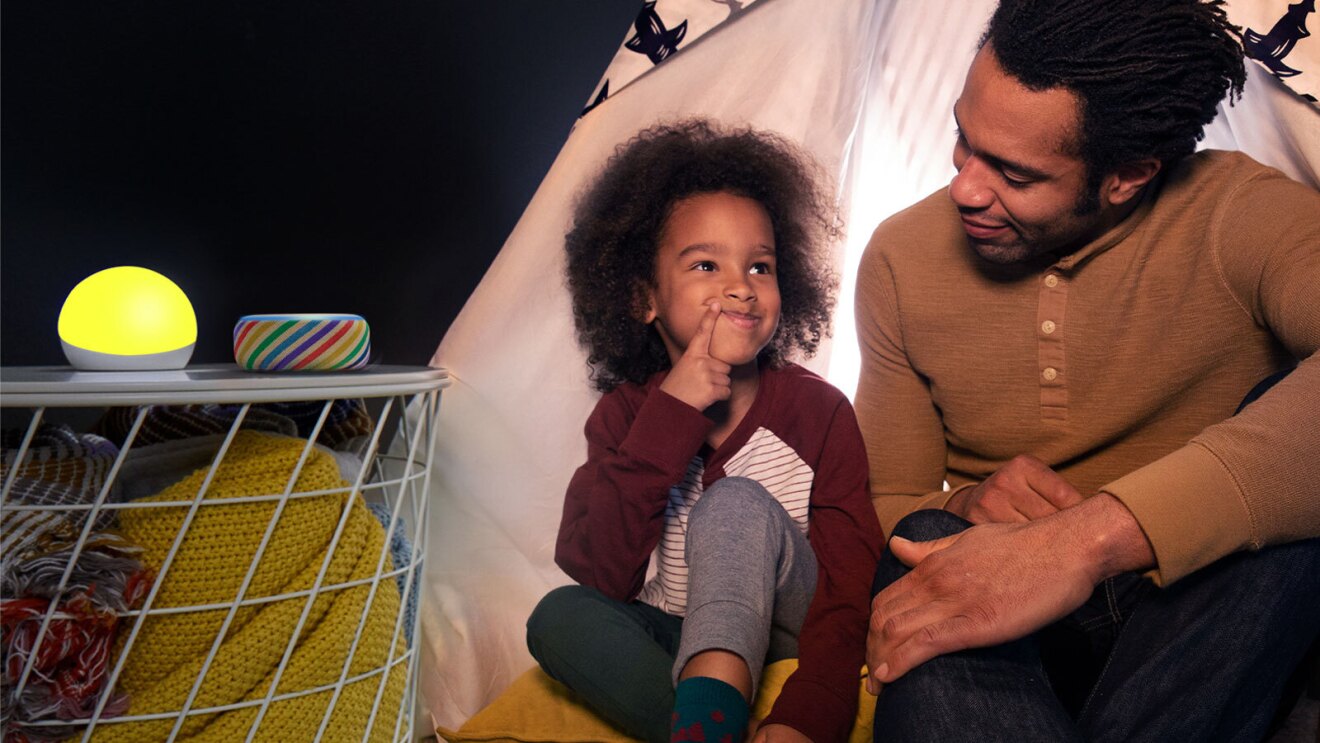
[720,310,760,330]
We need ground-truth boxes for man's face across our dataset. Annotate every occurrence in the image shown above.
[950,45,1108,264]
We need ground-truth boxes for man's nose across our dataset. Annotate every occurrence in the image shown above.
[950,156,994,211]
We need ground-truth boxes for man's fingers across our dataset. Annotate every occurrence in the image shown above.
[876,614,984,683]
[1016,455,1084,509]
[1038,478,1085,510]
[1011,497,1054,521]
[969,493,1035,523]
[865,618,887,696]
[888,533,958,567]
[871,600,931,651]
[865,604,971,686]
[689,302,721,356]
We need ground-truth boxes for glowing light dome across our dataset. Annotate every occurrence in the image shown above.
[58,266,197,370]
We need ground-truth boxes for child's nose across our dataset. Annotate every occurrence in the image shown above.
[724,277,755,302]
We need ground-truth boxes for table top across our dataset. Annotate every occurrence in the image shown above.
[0,363,450,407]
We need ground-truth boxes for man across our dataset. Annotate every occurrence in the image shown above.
[854,0,1320,739]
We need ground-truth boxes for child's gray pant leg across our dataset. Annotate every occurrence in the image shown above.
[673,476,817,696]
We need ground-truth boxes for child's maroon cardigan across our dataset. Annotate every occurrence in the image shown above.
[556,363,884,742]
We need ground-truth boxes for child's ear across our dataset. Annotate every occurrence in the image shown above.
[634,283,658,324]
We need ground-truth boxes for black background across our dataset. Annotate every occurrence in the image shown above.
[2,2,638,367]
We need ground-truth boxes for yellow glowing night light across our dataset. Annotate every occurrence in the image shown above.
[58,266,197,370]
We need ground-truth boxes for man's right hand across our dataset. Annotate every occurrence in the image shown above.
[659,302,732,411]
[945,454,1084,523]
[865,492,1152,694]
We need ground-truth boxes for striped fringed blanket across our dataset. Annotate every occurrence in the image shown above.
[2,426,152,743]
[93,399,373,453]
[2,576,152,743]
[92,405,298,448]
[1,425,120,511]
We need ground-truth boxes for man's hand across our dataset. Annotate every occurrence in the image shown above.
[750,723,812,743]
[864,494,1154,695]
[945,455,1084,523]
[659,303,732,411]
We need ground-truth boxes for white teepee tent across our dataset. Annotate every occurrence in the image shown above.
[411,0,1320,731]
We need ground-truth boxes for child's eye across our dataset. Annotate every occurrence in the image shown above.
[691,261,716,272]
[750,262,773,275]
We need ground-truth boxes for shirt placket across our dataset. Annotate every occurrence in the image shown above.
[1038,269,1068,422]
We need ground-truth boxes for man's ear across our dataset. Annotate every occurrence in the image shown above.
[1102,158,1161,207]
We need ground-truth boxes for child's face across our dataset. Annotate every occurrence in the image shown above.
[645,191,781,369]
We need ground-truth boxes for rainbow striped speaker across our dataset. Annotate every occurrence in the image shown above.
[233,314,371,371]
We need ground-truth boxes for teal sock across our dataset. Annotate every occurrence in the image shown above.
[670,676,749,743]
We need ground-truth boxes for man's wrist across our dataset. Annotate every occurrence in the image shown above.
[1058,492,1156,583]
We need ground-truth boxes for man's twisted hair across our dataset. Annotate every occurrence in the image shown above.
[985,0,1247,191]
[565,119,839,392]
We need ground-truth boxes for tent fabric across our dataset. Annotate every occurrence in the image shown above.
[1228,0,1320,103]
[582,0,768,116]
[414,0,1320,731]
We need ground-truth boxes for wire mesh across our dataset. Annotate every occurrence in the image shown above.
[1,370,444,743]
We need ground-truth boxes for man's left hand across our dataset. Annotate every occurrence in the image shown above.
[864,494,1155,695]
[750,723,812,743]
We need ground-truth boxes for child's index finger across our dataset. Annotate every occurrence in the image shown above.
[690,302,721,356]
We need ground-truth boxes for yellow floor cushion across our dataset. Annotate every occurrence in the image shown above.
[437,659,873,743]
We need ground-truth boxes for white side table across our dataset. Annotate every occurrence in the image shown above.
[1,364,449,743]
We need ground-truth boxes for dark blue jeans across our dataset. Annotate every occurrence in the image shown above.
[870,509,1320,742]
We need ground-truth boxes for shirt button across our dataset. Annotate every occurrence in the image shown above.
[1042,320,1056,335]
[1042,367,1059,381]
[1044,275,1059,288]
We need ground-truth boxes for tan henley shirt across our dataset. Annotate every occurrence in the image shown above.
[855,150,1320,584]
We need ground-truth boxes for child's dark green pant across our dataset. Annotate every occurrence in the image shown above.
[526,477,817,743]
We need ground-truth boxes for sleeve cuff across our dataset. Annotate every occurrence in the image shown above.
[762,674,856,743]
[1102,443,1255,585]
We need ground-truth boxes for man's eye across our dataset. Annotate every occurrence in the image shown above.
[1002,173,1033,188]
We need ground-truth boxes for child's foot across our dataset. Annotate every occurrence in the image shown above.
[670,676,749,743]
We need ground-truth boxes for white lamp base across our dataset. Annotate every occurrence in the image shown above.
[61,341,195,371]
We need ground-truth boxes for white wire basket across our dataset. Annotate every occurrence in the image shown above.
[0,364,449,743]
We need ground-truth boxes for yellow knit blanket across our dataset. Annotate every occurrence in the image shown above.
[94,431,407,742]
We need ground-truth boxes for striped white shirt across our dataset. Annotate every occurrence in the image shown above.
[635,426,812,615]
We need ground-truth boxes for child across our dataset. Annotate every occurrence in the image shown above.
[526,119,883,743]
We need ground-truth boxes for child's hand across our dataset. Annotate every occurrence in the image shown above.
[659,302,732,411]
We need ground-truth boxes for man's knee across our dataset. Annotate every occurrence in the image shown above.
[872,510,973,595]
[892,508,972,543]
[1236,367,1293,413]
[1231,537,1320,599]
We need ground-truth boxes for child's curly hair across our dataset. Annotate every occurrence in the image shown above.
[566,119,840,392]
